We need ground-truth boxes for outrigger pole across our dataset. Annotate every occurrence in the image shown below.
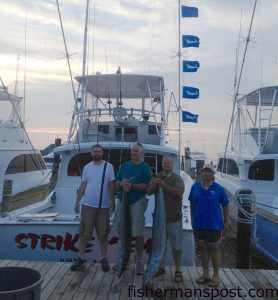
[79,0,90,143]
[221,0,258,175]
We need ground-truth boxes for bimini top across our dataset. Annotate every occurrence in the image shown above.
[238,86,278,106]
[0,90,22,102]
[75,73,164,99]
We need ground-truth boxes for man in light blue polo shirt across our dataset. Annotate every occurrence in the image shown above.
[189,164,229,287]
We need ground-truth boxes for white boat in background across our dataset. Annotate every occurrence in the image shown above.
[215,86,278,268]
[0,72,194,265]
[183,147,205,179]
[43,152,54,169]
[0,87,50,213]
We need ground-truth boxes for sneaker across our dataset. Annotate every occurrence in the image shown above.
[70,257,85,271]
[100,257,110,272]
[136,260,144,275]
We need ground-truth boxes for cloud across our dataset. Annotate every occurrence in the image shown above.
[2,0,278,159]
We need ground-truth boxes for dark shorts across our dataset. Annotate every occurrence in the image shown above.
[193,228,221,244]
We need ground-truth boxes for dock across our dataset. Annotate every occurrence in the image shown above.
[0,260,277,299]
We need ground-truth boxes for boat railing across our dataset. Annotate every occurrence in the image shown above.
[83,107,163,122]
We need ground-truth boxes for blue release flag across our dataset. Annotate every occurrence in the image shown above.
[182,111,198,123]
[183,86,200,99]
[182,35,200,48]
[183,60,200,72]
[181,5,198,18]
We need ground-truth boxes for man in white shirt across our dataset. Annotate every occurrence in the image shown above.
[71,144,115,272]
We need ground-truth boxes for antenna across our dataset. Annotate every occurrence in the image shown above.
[14,55,21,96]
[91,4,96,74]
[23,13,27,130]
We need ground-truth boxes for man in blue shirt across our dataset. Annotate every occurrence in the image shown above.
[189,164,229,287]
[115,142,152,275]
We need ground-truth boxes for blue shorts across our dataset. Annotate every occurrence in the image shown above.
[193,228,221,244]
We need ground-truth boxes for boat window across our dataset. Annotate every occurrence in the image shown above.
[98,125,109,134]
[67,149,163,176]
[25,154,40,172]
[227,159,239,175]
[148,125,161,135]
[115,127,137,142]
[144,153,163,174]
[5,155,25,174]
[5,154,47,174]
[217,158,226,172]
[248,159,274,181]
[217,158,239,175]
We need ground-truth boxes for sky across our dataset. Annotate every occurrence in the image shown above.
[1,0,278,162]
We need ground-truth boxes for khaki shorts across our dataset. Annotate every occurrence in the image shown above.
[166,220,183,250]
[113,197,147,237]
[78,205,110,255]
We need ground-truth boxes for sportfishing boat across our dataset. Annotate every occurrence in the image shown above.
[0,87,50,213]
[0,71,194,265]
[183,147,205,179]
[215,86,278,268]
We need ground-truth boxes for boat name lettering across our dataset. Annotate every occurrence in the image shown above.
[15,232,80,252]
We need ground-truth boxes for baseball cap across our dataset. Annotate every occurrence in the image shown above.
[201,164,215,172]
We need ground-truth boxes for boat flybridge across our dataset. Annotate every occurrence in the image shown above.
[0,72,194,265]
[215,86,278,267]
[0,87,50,213]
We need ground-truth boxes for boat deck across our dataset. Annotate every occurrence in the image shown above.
[0,260,277,299]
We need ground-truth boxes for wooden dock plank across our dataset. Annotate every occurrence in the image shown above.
[0,260,12,267]
[166,265,185,300]
[83,263,106,300]
[218,268,243,300]
[181,266,200,300]
[118,263,136,300]
[0,260,277,300]
[222,268,254,300]
[71,263,99,300]
[194,266,225,300]
[259,270,278,289]
[230,269,262,300]
[48,262,77,300]
[41,262,67,299]
[264,270,278,286]
[240,269,277,300]
[59,262,95,300]
[107,265,122,300]
[96,266,115,300]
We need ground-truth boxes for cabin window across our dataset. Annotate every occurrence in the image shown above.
[148,125,161,135]
[217,158,239,175]
[98,125,109,134]
[115,127,137,142]
[144,153,163,174]
[217,158,226,173]
[5,154,47,174]
[227,159,239,175]
[5,155,25,174]
[67,149,163,176]
[248,159,274,181]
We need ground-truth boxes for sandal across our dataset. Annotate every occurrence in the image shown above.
[196,276,211,284]
[174,270,183,283]
[209,280,220,287]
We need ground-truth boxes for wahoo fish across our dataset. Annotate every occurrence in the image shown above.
[117,191,132,278]
[143,187,166,286]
